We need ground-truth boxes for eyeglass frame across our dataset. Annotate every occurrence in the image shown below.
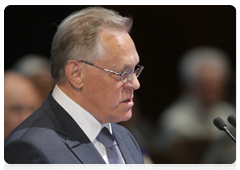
[76,60,144,83]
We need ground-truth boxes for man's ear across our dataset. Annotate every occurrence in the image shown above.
[65,60,84,89]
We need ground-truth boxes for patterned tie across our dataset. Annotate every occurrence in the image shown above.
[96,127,124,164]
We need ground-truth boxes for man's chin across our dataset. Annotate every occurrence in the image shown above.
[117,110,132,123]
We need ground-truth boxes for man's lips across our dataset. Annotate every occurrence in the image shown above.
[121,98,133,103]
[120,97,134,108]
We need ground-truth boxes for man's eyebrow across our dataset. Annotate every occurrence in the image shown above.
[122,62,139,71]
[123,64,132,69]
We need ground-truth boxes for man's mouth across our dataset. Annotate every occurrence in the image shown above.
[120,97,134,107]
[122,98,132,103]
[123,99,131,102]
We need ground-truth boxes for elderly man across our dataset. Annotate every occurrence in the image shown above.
[4,7,144,164]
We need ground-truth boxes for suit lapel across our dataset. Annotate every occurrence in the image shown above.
[42,93,105,164]
[111,124,135,164]
[65,121,105,164]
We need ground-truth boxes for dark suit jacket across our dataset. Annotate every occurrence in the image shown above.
[4,93,144,164]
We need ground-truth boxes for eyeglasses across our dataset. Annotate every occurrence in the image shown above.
[77,60,144,83]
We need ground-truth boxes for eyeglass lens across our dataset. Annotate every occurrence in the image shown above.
[121,65,143,82]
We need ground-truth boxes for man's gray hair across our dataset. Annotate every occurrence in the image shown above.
[179,46,231,86]
[50,6,132,84]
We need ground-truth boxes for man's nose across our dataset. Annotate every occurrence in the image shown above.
[124,74,140,90]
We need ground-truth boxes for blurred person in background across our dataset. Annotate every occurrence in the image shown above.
[153,46,235,164]
[4,71,42,140]
[12,54,55,103]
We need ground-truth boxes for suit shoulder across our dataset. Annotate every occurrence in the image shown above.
[5,107,56,146]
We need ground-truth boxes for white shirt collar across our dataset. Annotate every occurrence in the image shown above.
[52,85,112,142]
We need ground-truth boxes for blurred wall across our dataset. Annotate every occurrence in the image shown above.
[4,5,236,136]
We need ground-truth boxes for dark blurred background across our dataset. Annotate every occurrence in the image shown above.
[4,5,236,164]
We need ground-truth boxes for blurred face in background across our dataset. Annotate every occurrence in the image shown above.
[194,66,227,107]
[30,68,55,102]
[4,72,42,140]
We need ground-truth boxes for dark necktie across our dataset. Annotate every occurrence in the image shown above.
[96,127,124,164]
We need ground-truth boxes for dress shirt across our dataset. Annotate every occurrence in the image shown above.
[52,85,125,164]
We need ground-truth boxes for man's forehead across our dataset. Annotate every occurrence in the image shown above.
[99,29,130,48]
[98,29,139,66]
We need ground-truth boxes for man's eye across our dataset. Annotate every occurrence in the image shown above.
[123,70,131,75]
[124,70,132,77]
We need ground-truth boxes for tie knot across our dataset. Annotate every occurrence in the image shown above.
[96,127,117,148]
